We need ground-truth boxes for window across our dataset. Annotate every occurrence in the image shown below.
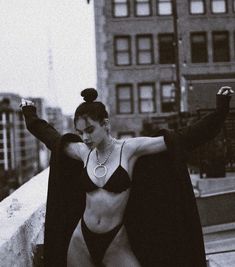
[159,34,175,64]
[157,0,172,15]
[116,84,133,114]
[190,32,208,63]
[112,0,129,17]
[212,31,230,62]
[136,35,154,65]
[138,83,156,113]
[189,0,206,14]
[134,0,152,16]
[161,83,176,112]
[114,36,131,66]
[211,0,227,13]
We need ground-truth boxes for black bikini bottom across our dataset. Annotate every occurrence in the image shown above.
[81,217,122,266]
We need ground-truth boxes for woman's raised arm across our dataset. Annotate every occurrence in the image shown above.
[20,99,61,151]
[126,136,167,158]
[175,86,234,152]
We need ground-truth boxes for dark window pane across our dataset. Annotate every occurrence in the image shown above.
[159,34,175,64]
[191,33,208,63]
[212,32,230,62]
[161,83,176,112]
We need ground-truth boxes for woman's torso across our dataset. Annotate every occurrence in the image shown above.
[77,140,136,233]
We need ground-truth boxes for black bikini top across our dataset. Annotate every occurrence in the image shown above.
[80,141,131,193]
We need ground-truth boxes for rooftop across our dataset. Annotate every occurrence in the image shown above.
[0,169,235,266]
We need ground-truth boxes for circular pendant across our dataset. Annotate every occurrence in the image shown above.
[93,164,107,179]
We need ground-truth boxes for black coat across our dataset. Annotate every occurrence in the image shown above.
[22,96,230,267]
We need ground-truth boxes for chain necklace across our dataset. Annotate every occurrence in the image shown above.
[93,138,116,179]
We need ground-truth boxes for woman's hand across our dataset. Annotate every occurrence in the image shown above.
[20,99,35,108]
[216,86,234,113]
[217,86,234,96]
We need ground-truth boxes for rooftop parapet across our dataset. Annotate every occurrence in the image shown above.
[0,169,48,267]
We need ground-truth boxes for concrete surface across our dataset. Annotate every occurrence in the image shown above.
[0,169,48,267]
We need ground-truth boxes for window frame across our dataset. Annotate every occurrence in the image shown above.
[212,31,230,62]
[189,0,206,15]
[112,0,130,18]
[157,0,173,16]
[190,32,208,63]
[210,0,228,14]
[136,34,154,65]
[134,0,152,17]
[116,84,134,114]
[138,83,156,113]
[161,82,176,113]
[114,36,132,66]
[158,33,175,64]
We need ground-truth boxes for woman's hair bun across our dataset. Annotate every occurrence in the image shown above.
[81,88,98,103]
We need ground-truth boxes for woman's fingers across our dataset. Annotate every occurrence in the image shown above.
[20,98,35,107]
[217,86,234,96]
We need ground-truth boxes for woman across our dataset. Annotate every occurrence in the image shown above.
[21,86,233,267]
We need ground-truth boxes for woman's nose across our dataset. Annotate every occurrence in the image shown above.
[82,132,89,142]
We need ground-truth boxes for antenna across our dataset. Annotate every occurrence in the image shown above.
[47,28,58,107]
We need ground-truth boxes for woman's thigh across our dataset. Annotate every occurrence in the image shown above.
[67,220,95,267]
[103,226,141,267]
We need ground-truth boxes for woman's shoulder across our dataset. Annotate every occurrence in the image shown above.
[64,140,90,162]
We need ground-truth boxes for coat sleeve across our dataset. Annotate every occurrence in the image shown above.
[175,95,231,152]
[22,105,61,151]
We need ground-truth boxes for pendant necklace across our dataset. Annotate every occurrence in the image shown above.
[93,139,116,179]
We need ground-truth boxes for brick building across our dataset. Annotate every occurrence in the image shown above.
[93,0,235,137]
[0,94,39,199]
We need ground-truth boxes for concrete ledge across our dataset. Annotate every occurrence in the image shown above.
[197,176,235,196]
[197,191,235,226]
[0,169,48,267]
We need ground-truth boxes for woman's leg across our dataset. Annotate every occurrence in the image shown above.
[103,226,141,267]
[67,220,95,267]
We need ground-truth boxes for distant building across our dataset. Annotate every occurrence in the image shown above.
[0,93,39,199]
[63,114,74,134]
[46,107,64,133]
[0,92,73,200]
[30,97,51,170]
[94,0,235,137]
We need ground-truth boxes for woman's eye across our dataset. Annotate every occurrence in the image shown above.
[87,129,94,134]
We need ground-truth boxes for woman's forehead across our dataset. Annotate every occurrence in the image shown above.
[76,117,97,129]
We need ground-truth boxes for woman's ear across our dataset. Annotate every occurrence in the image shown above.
[103,119,110,133]
[104,118,109,126]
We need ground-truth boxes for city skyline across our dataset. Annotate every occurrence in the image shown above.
[0,0,97,115]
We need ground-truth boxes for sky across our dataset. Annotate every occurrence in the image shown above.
[0,0,96,115]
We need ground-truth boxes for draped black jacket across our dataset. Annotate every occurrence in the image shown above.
[22,95,230,267]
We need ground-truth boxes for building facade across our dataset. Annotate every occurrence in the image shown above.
[0,94,39,199]
[94,0,235,137]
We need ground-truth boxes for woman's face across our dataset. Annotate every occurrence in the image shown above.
[75,116,107,149]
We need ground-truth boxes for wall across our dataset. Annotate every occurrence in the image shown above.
[0,169,48,267]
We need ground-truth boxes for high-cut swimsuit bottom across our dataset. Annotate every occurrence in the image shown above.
[81,217,122,266]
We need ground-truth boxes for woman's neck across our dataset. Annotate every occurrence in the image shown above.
[96,135,115,154]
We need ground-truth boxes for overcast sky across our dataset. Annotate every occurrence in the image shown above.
[0,0,96,115]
